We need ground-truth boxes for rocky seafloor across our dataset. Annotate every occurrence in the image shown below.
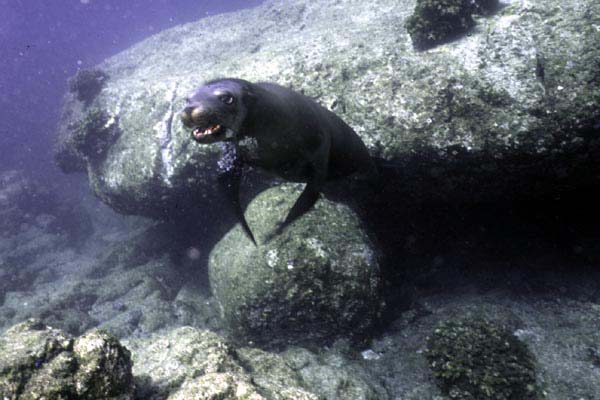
[2,169,600,399]
[3,0,600,398]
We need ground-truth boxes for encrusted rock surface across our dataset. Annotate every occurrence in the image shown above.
[54,0,600,217]
[0,319,133,399]
[425,318,539,399]
[125,326,317,400]
[209,184,382,346]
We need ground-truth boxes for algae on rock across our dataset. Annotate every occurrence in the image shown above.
[425,318,540,400]
[68,68,109,105]
[124,326,318,400]
[405,0,499,49]
[209,184,383,347]
[0,319,133,400]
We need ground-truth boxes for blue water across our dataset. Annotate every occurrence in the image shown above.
[0,0,262,183]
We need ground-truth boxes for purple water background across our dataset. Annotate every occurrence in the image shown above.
[0,0,262,186]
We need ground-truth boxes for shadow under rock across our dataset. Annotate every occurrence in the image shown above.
[358,178,600,325]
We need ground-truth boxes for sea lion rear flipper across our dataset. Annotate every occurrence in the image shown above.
[217,163,257,246]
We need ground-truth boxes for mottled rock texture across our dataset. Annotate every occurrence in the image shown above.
[0,319,133,399]
[426,318,540,400]
[125,326,317,400]
[54,0,600,217]
[209,184,382,346]
[406,0,499,49]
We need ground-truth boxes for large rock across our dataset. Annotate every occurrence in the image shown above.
[54,0,600,217]
[209,184,383,346]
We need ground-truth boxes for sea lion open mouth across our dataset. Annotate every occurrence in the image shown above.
[192,124,224,140]
[191,124,230,143]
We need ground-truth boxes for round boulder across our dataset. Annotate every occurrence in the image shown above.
[209,184,383,347]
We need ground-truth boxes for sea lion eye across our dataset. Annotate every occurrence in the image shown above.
[219,94,235,105]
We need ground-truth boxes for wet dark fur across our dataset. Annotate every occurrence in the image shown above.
[181,78,378,244]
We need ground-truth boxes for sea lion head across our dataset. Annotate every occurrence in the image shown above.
[180,78,251,144]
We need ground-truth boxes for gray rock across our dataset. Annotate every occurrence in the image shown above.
[125,326,237,397]
[124,326,316,400]
[238,345,386,400]
[54,0,600,217]
[0,319,74,398]
[0,319,133,399]
[279,345,388,400]
[235,347,319,400]
[168,372,266,400]
[209,184,383,346]
[73,330,134,399]
[0,170,93,252]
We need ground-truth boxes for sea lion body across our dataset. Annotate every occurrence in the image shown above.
[181,78,377,243]
[236,82,375,181]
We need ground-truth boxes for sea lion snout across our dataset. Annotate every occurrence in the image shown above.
[180,107,194,128]
[180,104,205,127]
[180,81,249,144]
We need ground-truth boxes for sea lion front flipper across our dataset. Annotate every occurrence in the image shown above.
[276,182,321,235]
[274,140,329,237]
[216,144,257,246]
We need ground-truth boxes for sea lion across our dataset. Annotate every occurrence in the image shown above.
[180,78,378,244]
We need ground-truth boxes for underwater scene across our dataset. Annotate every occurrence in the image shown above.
[1,0,600,398]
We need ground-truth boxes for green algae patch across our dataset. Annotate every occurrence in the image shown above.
[209,184,383,347]
[425,319,540,400]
